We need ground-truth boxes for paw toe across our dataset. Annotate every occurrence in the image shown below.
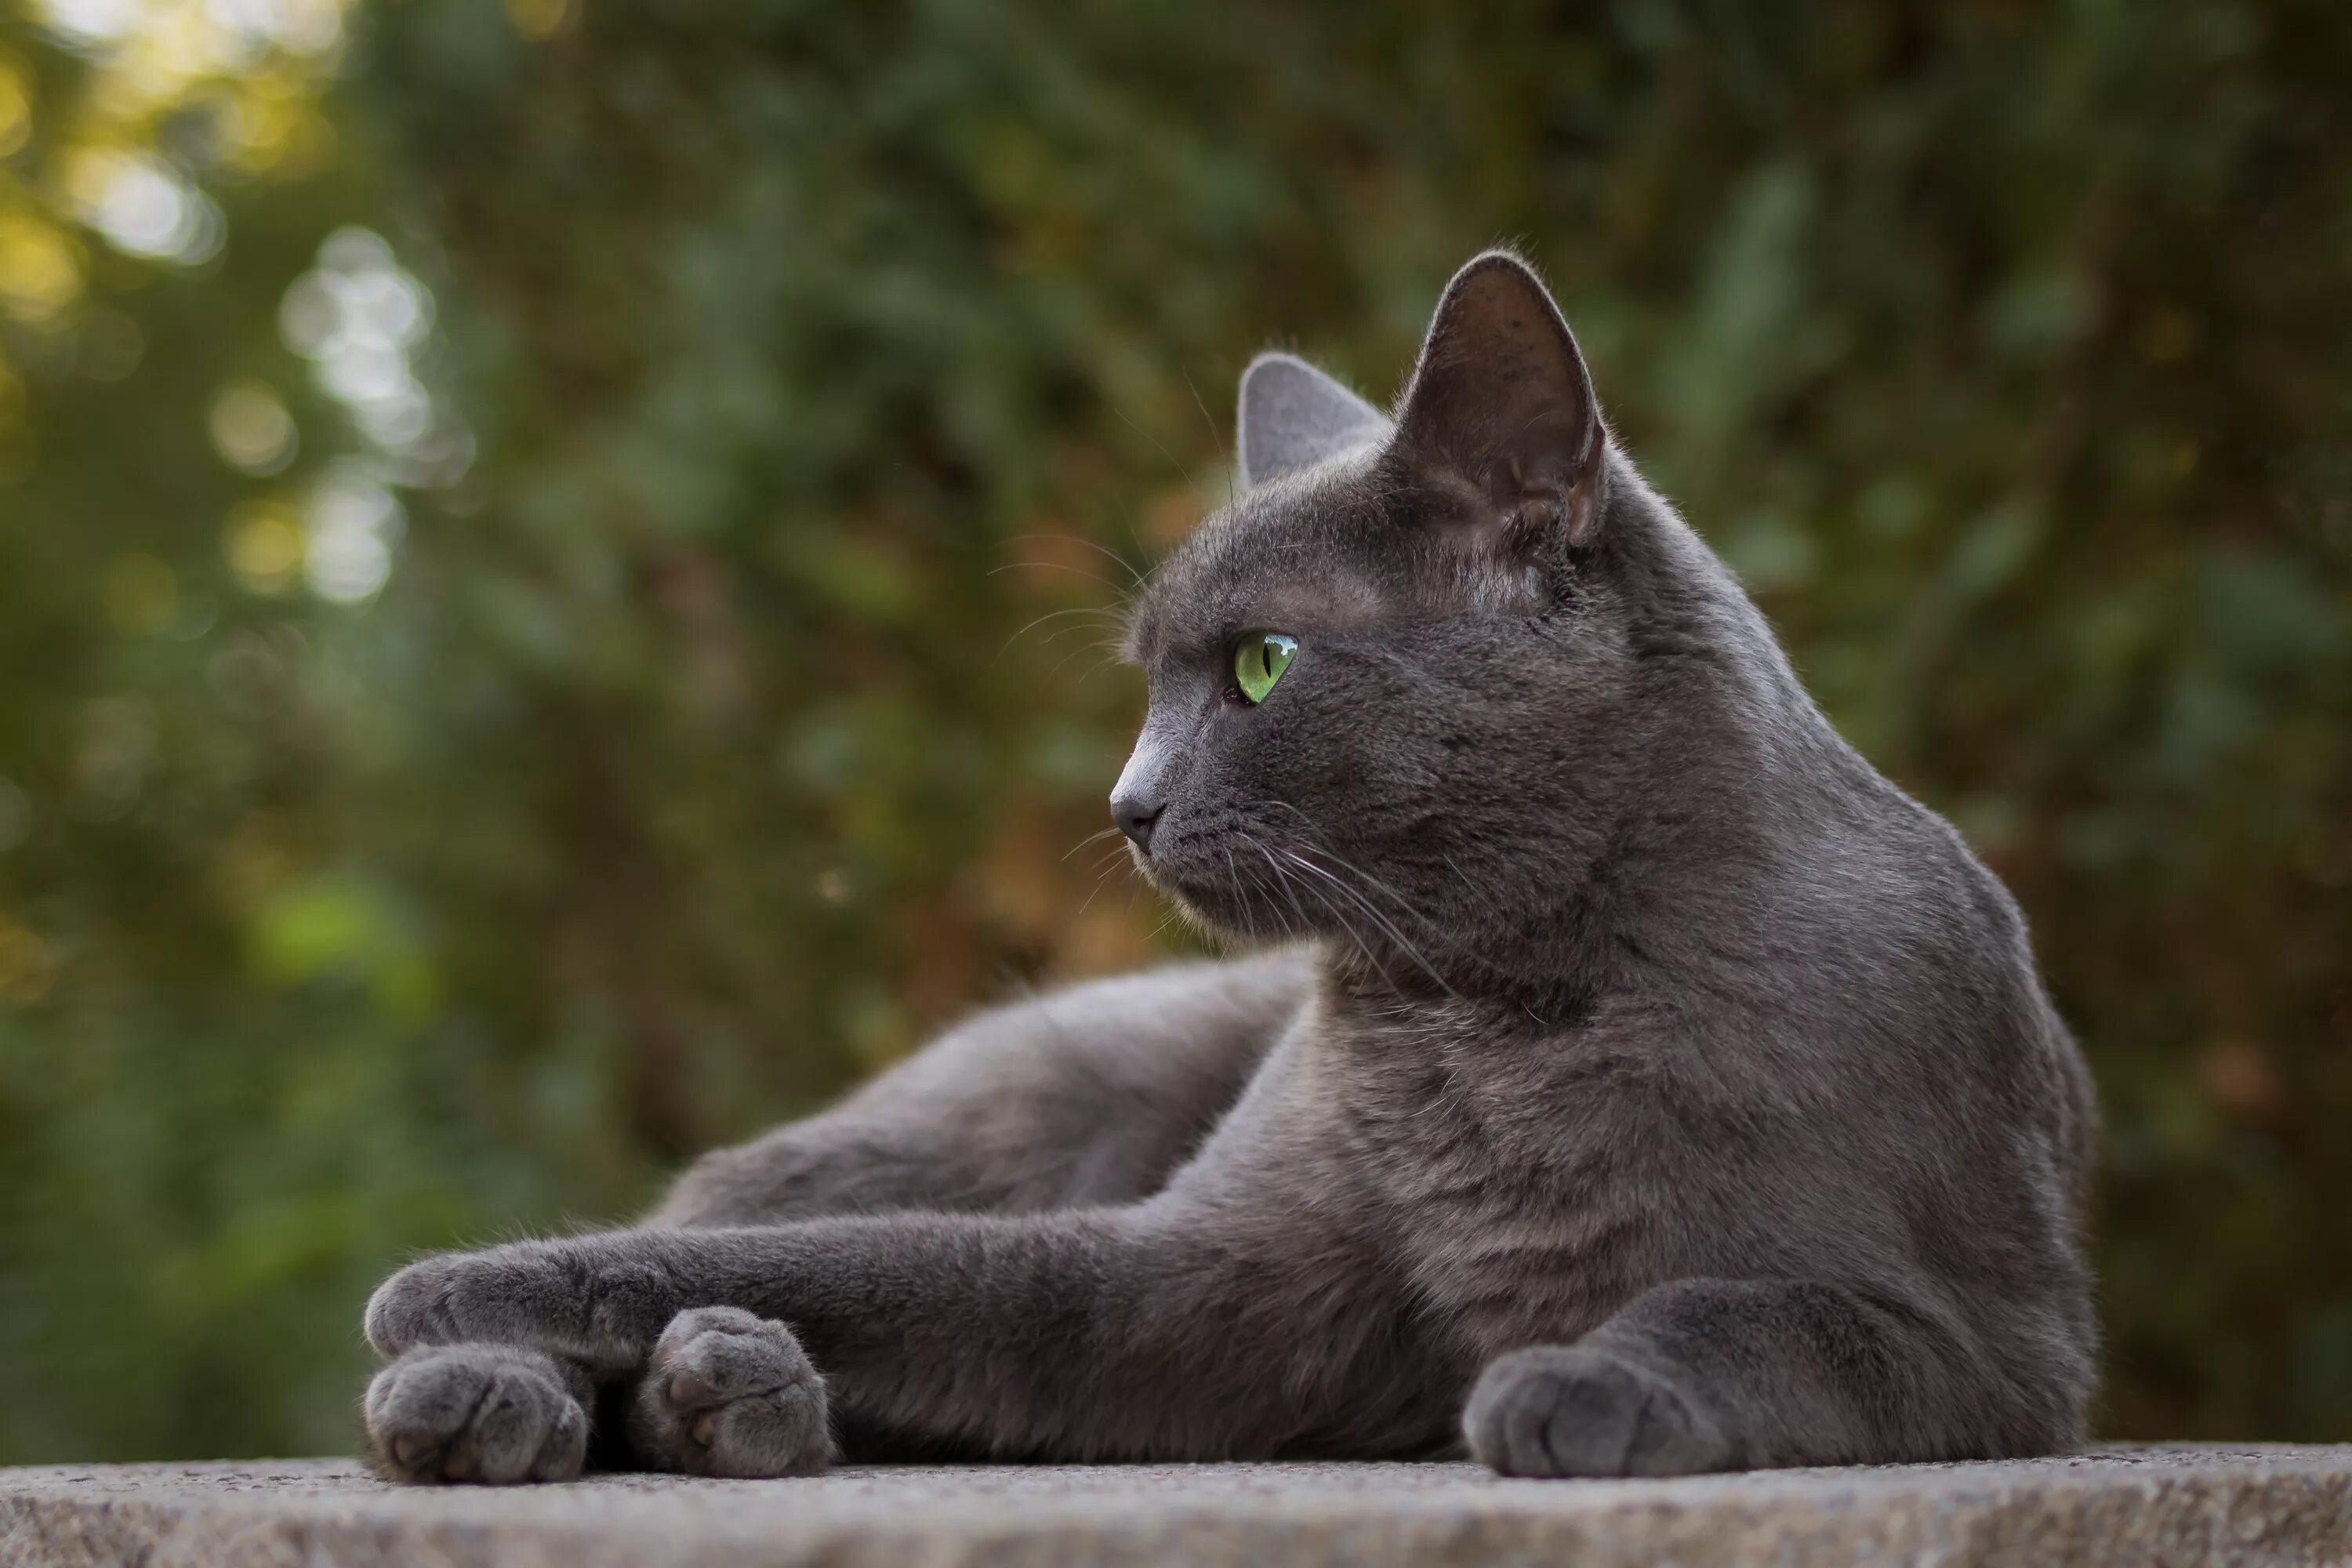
[1465,1345,1730,1479]
[364,1259,453,1359]
[365,1345,588,1486]
[633,1307,832,1478]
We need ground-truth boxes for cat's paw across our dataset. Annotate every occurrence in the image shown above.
[1464,1345,1732,1478]
[364,1343,591,1485]
[365,1240,680,1374]
[627,1306,833,1477]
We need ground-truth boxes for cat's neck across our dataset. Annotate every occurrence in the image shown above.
[1308,920,1607,1030]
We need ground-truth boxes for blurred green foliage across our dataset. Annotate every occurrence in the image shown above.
[2,0,2347,1461]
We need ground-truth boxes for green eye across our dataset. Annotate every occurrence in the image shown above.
[1233,633,1298,704]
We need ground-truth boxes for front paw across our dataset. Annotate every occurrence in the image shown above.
[1464,1345,1732,1478]
[365,1240,681,1374]
[628,1306,834,1478]
[364,1344,590,1485]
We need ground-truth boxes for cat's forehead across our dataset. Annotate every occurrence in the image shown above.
[1126,459,1402,664]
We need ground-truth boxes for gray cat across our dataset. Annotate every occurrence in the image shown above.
[360,252,2097,1485]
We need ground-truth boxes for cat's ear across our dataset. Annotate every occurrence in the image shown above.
[1236,353,1390,491]
[1392,250,1606,546]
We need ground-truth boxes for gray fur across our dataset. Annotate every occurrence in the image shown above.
[1236,352,1389,488]
[361,250,2096,1483]
[624,1305,833,1478]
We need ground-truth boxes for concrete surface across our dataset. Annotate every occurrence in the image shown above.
[3,1446,2350,1566]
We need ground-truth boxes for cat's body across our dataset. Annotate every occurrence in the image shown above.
[360,253,2096,1485]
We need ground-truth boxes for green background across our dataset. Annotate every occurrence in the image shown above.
[2,0,2347,1461]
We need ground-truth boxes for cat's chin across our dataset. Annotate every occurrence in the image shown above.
[1138,864,1305,947]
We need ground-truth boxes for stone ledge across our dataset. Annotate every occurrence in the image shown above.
[3,1446,2350,1568]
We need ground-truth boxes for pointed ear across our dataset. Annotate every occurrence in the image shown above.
[1392,251,1606,546]
[1236,352,1390,490]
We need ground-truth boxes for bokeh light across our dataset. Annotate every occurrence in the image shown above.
[209,382,298,474]
[301,457,397,602]
[63,147,224,264]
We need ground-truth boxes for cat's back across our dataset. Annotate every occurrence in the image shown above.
[1720,722,2097,1260]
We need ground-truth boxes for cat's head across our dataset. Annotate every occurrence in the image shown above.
[1116,251,1750,989]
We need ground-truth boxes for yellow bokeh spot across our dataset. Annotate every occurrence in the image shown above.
[0,213,82,322]
[220,89,296,171]
[0,912,60,1006]
[0,60,31,160]
[103,552,180,634]
[210,380,297,473]
[18,0,354,271]
[225,498,303,592]
[60,143,126,216]
[507,0,576,41]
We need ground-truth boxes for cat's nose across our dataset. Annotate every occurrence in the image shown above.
[1110,791,1165,853]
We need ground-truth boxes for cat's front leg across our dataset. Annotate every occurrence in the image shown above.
[365,1244,837,1481]
[363,1341,593,1483]
[365,1236,686,1374]
[623,1305,835,1477]
[1462,1276,2078,1477]
[1461,1343,1731,1478]
[365,1203,1439,1468]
